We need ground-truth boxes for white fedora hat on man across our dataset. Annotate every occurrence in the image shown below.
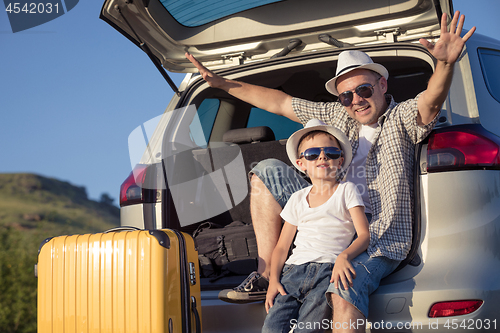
[325,50,389,96]
[286,119,352,173]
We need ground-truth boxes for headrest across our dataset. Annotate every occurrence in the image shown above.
[223,126,276,144]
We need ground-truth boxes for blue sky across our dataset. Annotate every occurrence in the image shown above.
[1,0,499,206]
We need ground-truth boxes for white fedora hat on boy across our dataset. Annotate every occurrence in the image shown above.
[325,50,389,96]
[286,119,352,173]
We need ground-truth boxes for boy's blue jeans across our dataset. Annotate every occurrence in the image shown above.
[262,262,333,333]
[251,158,401,320]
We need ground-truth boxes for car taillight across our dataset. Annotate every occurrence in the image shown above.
[427,125,500,173]
[428,300,483,318]
[120,164,158,207]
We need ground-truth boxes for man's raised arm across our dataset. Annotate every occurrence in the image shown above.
[186,53,299,122]
[417,11,476,125]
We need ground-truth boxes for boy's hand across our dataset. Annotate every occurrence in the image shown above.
[265,280,287,313]
[330,253,356,290]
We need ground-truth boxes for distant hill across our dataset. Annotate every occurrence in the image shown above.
[0,173,119,235]
[0,173,120,333]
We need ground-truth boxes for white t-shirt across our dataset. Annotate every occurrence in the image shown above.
[345,123,378,213]
[280,181,364,265]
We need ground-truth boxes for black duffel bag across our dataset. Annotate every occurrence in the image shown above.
[193,221,258,279]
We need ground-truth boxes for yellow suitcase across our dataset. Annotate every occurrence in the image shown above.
[37,228,201,333]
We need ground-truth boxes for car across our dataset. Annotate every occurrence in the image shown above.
[100,0,500,331]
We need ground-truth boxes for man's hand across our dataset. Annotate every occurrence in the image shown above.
[417,11,476,125]
[419,11,476,65]
[185,52,297,120]
[185,52,227,89]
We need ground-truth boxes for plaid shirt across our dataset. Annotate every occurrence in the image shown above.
[292,94,438,260]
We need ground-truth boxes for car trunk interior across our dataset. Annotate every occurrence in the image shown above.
[163,49,434,290]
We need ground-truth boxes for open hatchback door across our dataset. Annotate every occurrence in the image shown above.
[100,0,452,73]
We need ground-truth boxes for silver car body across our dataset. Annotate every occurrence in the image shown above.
[101,0,500,331]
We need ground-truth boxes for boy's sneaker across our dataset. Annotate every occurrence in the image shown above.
[218,271,269,303]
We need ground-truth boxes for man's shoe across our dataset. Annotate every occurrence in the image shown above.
[218,271,269,303]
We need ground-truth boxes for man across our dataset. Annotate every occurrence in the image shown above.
[187,11,475,332]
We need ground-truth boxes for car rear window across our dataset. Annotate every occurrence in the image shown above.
[190,99,220,147]
[247,107,302,140]
[160,0,284,27]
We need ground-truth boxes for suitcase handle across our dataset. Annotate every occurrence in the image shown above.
[191,296,201,333]
[104,226,141,233]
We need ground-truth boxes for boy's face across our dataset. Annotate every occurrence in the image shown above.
[296,133,344,181]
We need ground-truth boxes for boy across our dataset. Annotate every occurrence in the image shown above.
[262,119,369,333]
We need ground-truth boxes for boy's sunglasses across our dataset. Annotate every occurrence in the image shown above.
[338,78,380,107]
[299,147,342,161]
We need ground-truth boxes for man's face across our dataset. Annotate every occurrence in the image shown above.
[336,69,388,125]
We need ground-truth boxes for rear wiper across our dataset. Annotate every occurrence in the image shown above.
[115,5,180,96]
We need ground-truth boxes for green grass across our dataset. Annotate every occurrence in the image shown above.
[0,173,120,332]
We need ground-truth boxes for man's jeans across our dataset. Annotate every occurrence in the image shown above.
[250,158,309,208]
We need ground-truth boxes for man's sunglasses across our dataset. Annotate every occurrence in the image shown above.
[338,78,380,107]
[299,147,342,161]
